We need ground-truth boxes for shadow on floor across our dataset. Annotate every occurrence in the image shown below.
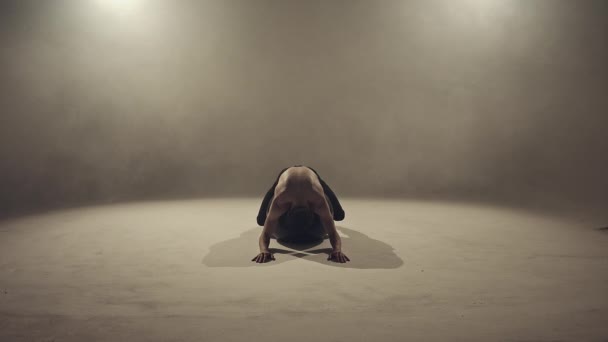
[202,226,403,269]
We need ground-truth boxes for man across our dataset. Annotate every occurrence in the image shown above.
[252,165,349,263]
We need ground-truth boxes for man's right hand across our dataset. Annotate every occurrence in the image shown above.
[251,252,275,263]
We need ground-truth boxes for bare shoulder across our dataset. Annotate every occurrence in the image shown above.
[310,188,332,217]
[266,190,290,219]
[270,185,288,205]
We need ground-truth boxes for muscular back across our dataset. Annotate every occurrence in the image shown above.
[271,166,327,214]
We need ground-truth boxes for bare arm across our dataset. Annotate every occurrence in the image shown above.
[315,193,350,263]
[252,196,287,263]
[258,216,277,253]
[321,213,341,252]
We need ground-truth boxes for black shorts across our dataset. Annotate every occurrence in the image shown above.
[273,213,328,242]
[271,198,333,242]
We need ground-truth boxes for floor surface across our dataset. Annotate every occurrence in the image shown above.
[0,198,607,341]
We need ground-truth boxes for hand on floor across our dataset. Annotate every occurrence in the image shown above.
[251,252,275,263]
[328,251,350,263]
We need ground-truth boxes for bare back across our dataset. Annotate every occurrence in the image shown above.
[270,166,329,215]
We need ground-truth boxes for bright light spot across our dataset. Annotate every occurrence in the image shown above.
[96,0,143,14]
[462,0,511,15]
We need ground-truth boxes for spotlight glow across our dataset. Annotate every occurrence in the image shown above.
[96,0,143,14]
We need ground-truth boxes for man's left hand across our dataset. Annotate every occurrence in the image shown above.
[328,251,350,263]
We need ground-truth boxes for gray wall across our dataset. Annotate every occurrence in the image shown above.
[1,0,607,216]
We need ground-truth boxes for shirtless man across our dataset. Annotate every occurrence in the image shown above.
[252,165,350,263]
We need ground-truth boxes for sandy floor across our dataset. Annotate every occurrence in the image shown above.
[0,198,607,341]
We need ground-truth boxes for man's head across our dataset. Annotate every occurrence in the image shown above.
[285,206,315,230]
